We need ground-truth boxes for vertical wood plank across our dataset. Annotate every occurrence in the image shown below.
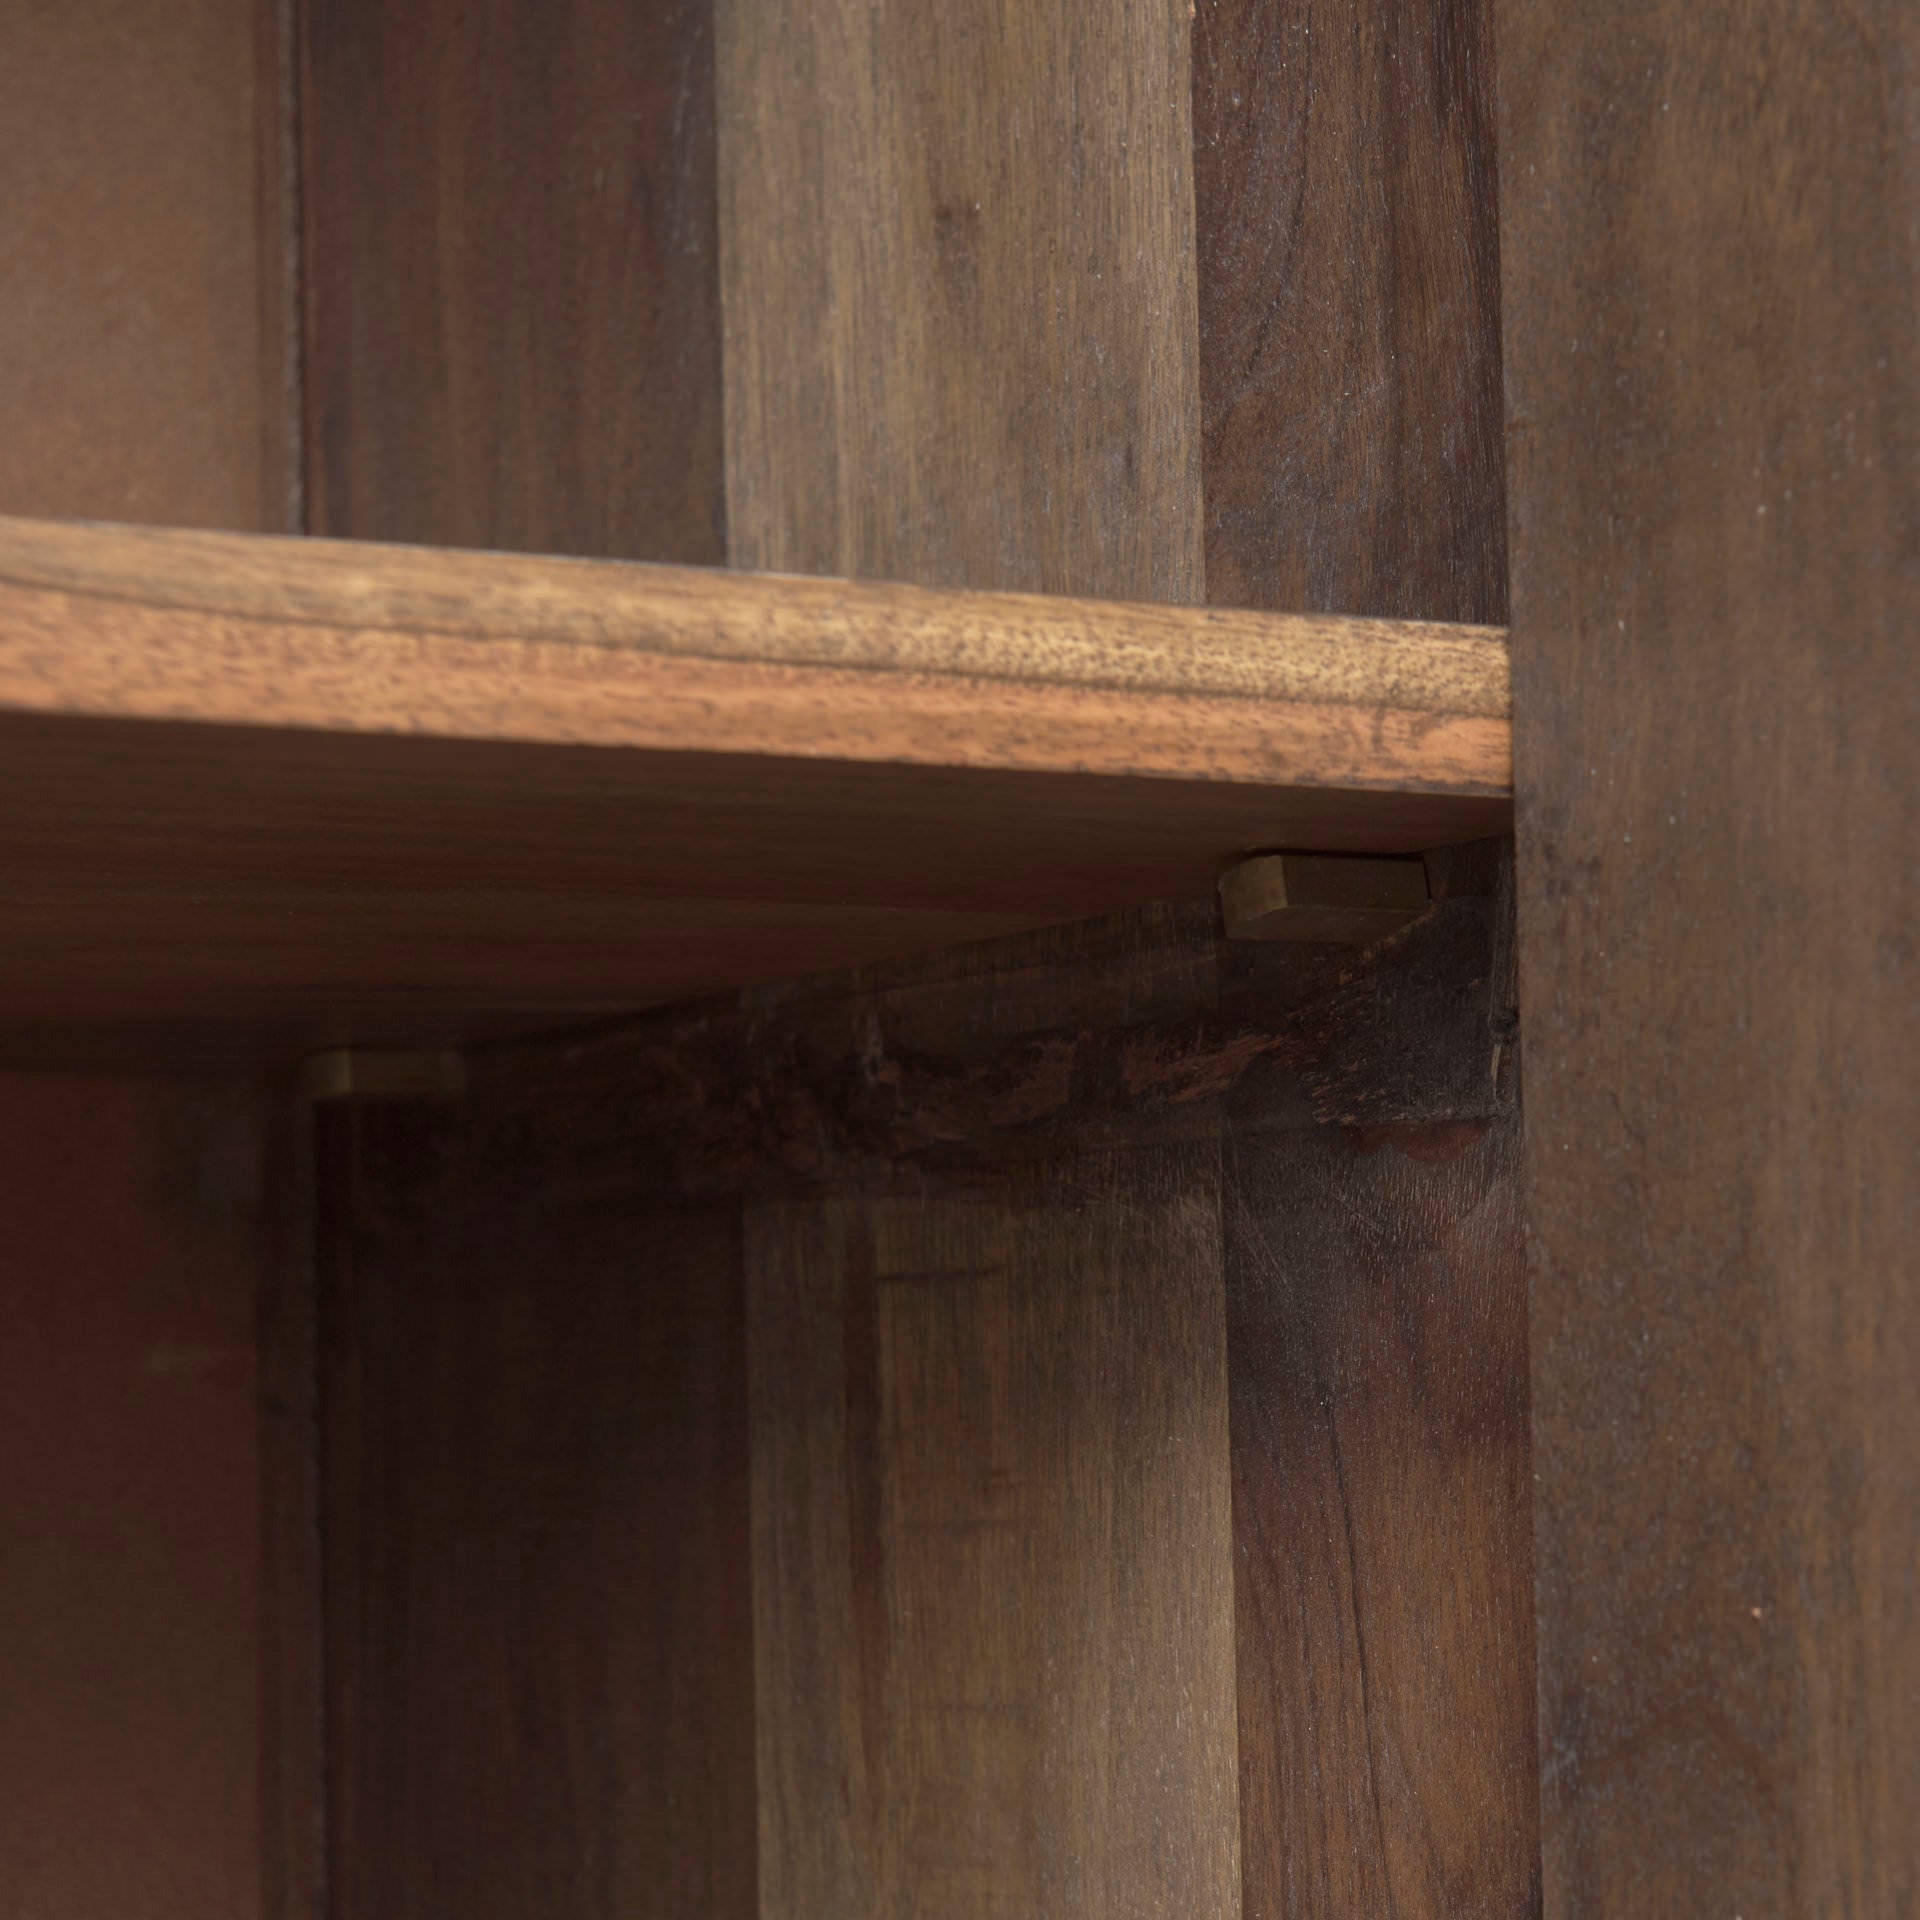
[1499,0,1918,1910]
[301,7,754,1907]
[1192,0,1507,623]
[1193,4,1535,1912]
[1224,1114,1537,1917]
[717,0,1203,599]
[749,1155,1241,1919]
[721,5,1237,1909]
[320,1107,759,1920]
[301,0,726,561]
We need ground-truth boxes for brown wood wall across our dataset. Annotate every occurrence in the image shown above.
[0,1080,272,1920]
[0,0,291,533]
[305,1,1534,1915]
[1500,0,1919,1908]
[0,6,294,1918]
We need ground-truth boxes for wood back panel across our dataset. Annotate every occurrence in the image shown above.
[1500,0,1918,1907]
[0,9,299,1919]
[301,1,1538,1914]
[320,1109,758,1920]
[299,4,761,1916]
[717,0,1202,599]
[0,1079,271,1920]
[300,0,725,562]
[1193,0,1508,624]
[718,5,1244,1910]
[0,0,287,531]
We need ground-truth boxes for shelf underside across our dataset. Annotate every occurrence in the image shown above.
[0,515,1511,1054]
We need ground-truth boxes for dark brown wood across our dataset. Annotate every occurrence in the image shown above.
[0,1077,270,1917]
[432,879,1514,1204]
[1193,4,1536,1912]
[1218,844,1536,1918]
[258,1090,324,1920]
[0,0,283,531]
[1224,1115,1536,1916]
[1500,0,1918,1910]
[1193,0,1507,625]
[416,859,1520,1914]
[300,0,725,563]
[318,1103,758,1920]
[300,10,759,1911]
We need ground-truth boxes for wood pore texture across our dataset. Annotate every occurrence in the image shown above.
[1500,0,1919,1911]
[300,4,762,1914]
[719,6,1247,1911]
[1194,0,1537,1911]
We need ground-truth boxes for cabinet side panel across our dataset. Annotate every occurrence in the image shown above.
[0,1079,269,1920]
[0,0,283,530]
[1499,0,1919,1908]
[0,8,298,1913]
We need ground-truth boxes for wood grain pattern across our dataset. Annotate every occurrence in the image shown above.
[425,865,1520,1917]
[301,14,758,1914]
[721,9,1249,1910]
[0,515,1508,1042]
[318,1105,758,1920]
[1500,0,1919,1909]
[1193,2,1537,1910]
[300,0,725,563]
[0,0,283,532]
[1224,1115,1536,1917]
[1193,0,1507,623]
[0,1078,268,1920]
[1217,841,1537,1919]
[0,516,1509,791]
[717,0,1202,599]
[748,1158,1241,1920]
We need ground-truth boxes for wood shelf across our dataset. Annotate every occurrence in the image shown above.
[0,514,1511,1051]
